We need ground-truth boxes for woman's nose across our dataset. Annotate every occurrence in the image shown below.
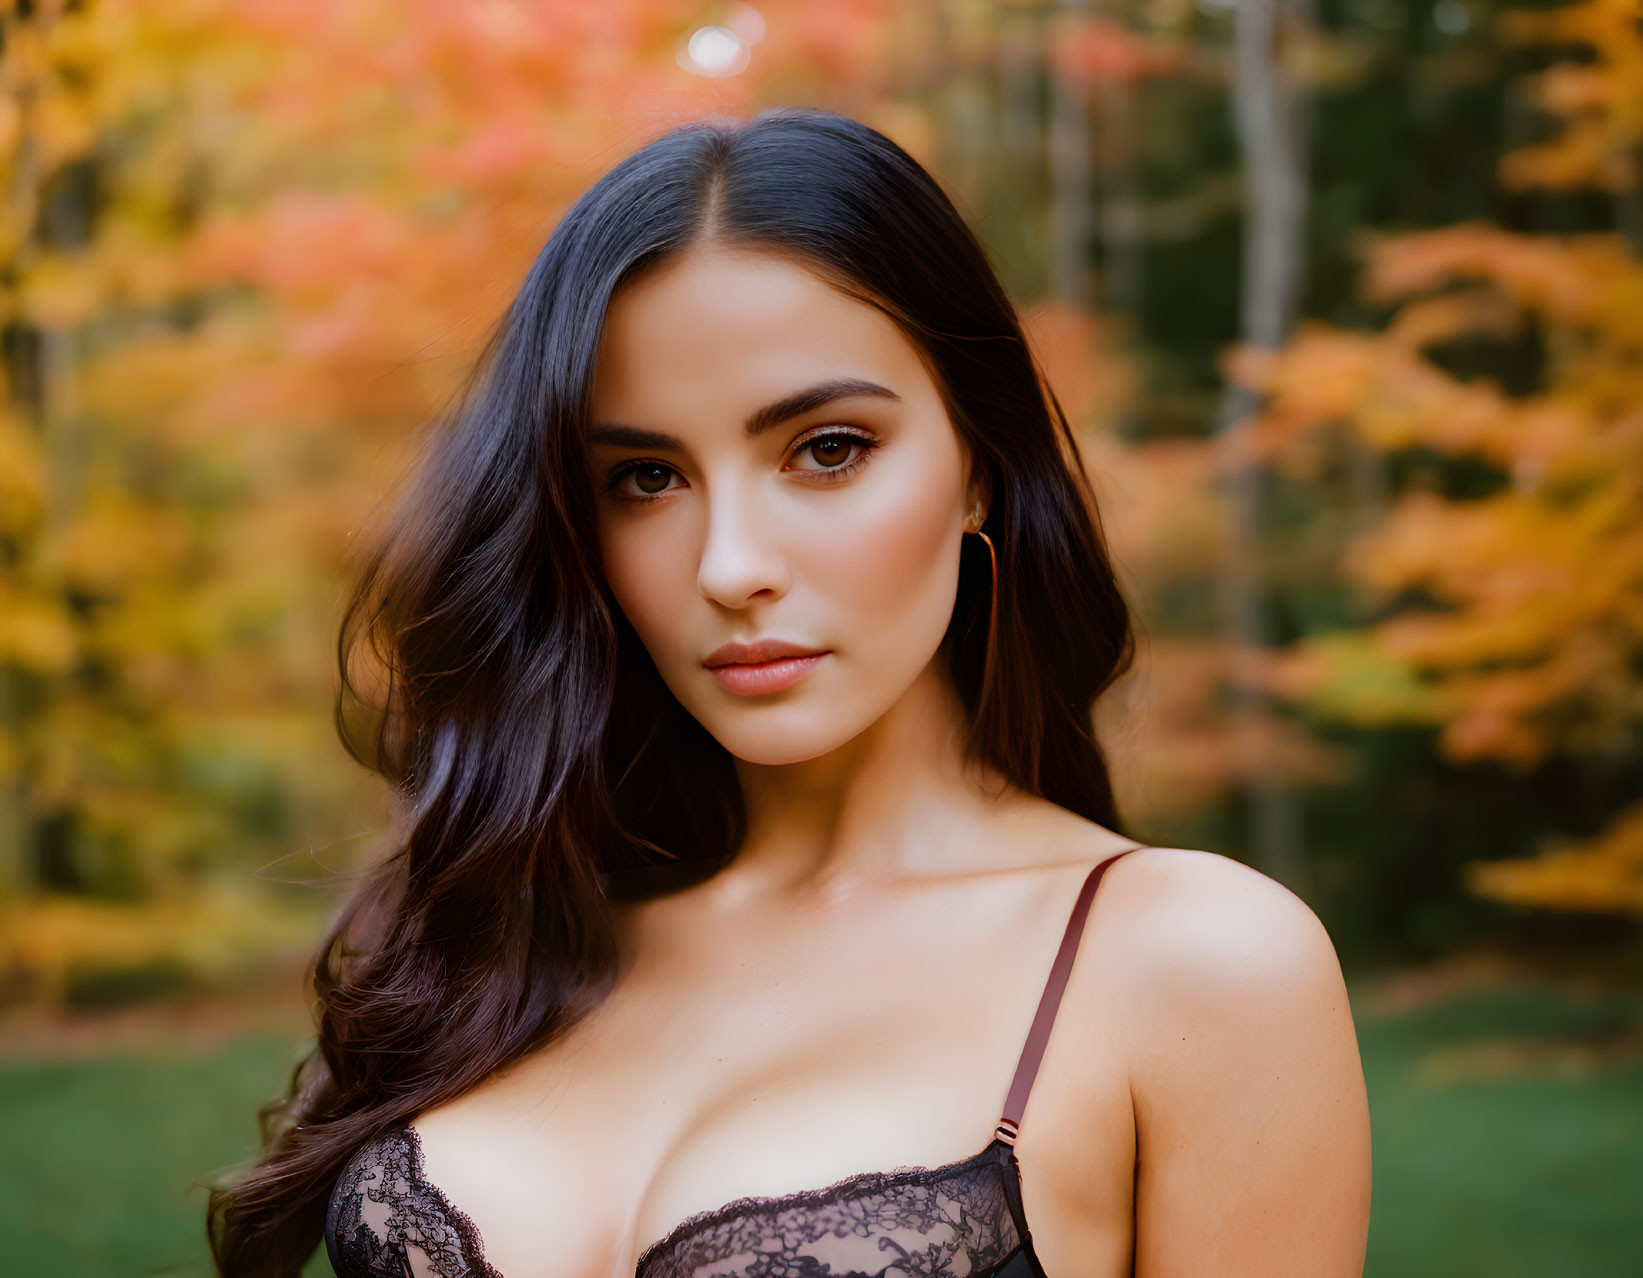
[695,488,790,609]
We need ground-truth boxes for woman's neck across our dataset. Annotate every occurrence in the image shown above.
[722,660,1020,901]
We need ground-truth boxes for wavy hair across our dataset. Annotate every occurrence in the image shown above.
[207,105,1138,1275]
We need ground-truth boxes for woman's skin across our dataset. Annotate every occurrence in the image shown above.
[406,242,1373,1277]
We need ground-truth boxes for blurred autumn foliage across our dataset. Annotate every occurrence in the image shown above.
[1229,0,1643,916]
[1,0,1639,1011]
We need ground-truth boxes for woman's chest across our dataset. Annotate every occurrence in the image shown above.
[407,956,1025,1273]
[389,875,1141,1277]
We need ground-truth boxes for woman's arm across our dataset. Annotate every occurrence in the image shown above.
[1125,849,1373,1277]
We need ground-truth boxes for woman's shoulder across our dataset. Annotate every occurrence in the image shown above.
[1091,843,1341,994]
[978,797,1341,998]
[1076,842,1358,1100]
[1070,843,1372,1267]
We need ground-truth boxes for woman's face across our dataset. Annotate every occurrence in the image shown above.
[587,244,982,766]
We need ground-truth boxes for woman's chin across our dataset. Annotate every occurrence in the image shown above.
[699,705,872,768]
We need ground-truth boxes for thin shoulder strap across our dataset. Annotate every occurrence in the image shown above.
[995,843,1149,1146]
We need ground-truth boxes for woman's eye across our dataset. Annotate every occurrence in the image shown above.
[788,431,872,473]
[611,462,684,499]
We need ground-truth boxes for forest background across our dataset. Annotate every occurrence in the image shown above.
[1,0,1639,1274]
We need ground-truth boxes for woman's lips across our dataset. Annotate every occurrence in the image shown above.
[702,638,831,696]
[707,652,830,696]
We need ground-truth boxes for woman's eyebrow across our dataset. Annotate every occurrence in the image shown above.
[588,376,901,451]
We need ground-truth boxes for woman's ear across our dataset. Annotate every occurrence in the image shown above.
[964,469,993,531]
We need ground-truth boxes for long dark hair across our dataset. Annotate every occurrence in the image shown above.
[207,105,1137,1276]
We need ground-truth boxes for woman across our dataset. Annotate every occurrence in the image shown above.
[208,107,1371,1278]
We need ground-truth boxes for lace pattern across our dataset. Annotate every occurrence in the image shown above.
[634,1137,1026,1278]
[322,1126,1030,1278]
[325,1124,502,1278]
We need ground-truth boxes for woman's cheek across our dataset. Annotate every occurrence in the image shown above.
[809,461,960,632]
[600,523,689,664]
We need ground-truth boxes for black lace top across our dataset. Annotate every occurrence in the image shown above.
[324,845,1146,1278]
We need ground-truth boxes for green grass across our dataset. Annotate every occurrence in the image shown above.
[0,979,1639,1277]
[0,1033,332,1278]
[1358,982,1643,1277]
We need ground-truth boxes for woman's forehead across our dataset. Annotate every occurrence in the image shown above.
[589,247,930,429]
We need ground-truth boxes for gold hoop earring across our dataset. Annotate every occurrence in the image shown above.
[977,527,997,666]
[964,510,998,701]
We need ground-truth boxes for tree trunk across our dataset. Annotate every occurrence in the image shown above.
[1212,0,1313,889]
[1048,0,1094,304]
